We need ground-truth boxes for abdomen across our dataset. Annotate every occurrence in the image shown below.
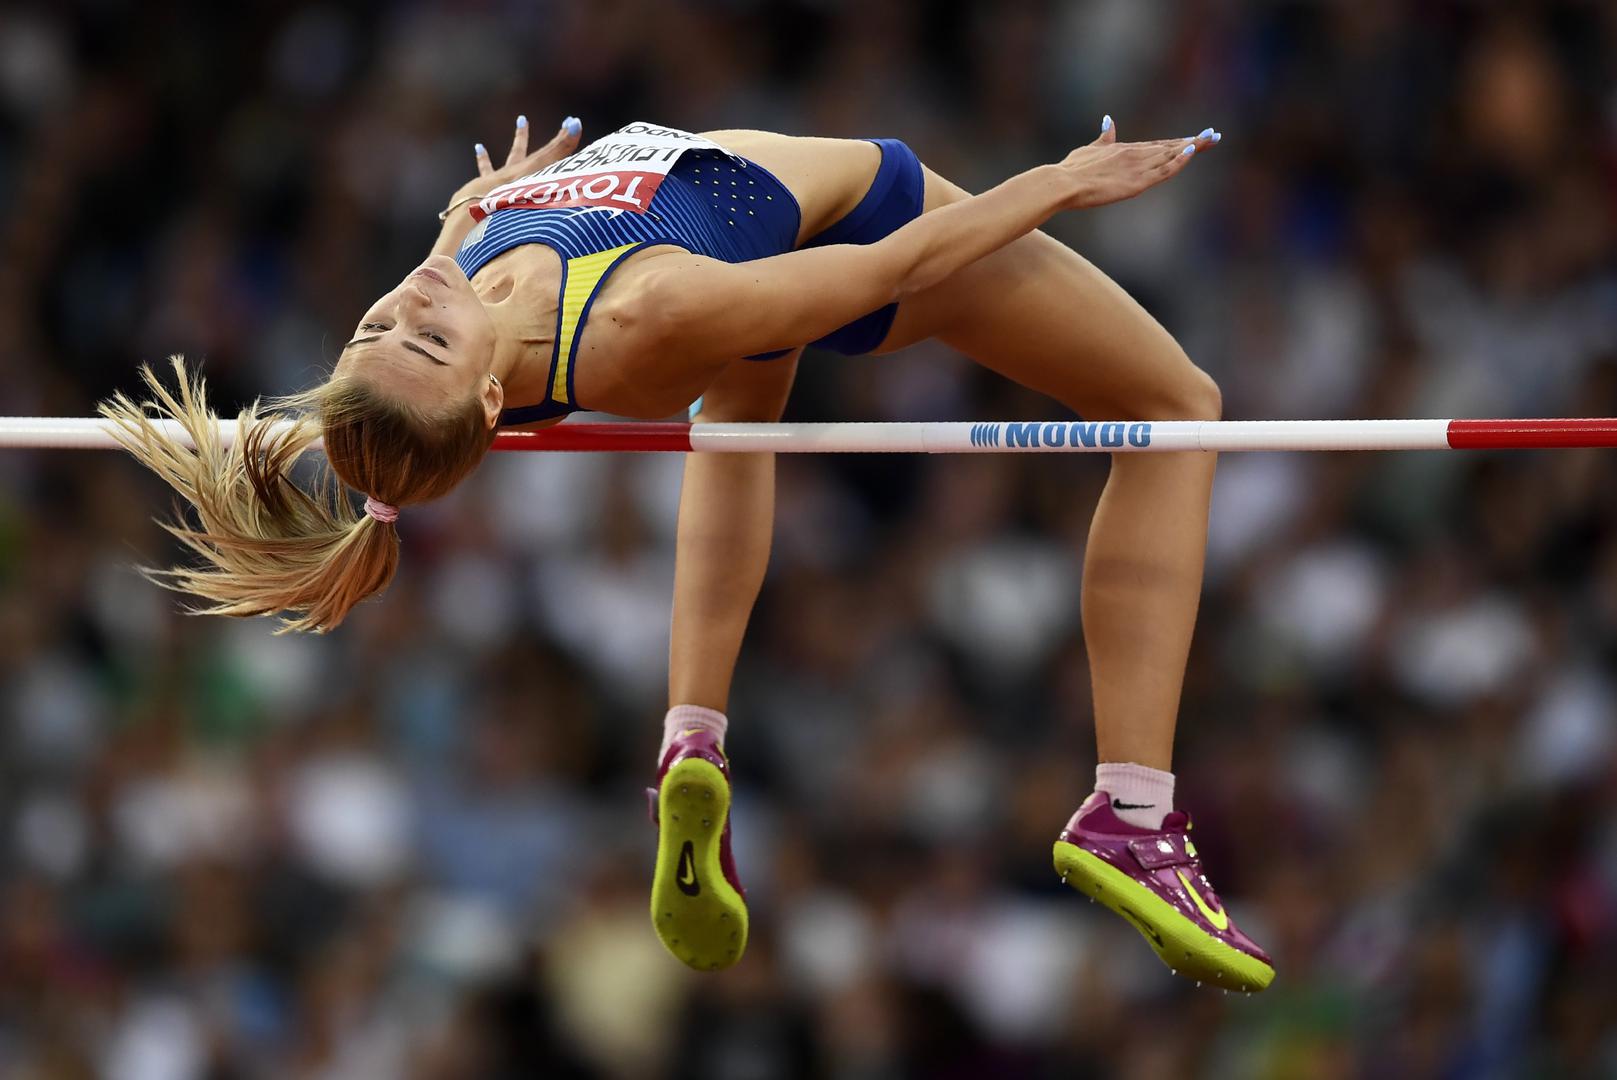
[701,130,882,246]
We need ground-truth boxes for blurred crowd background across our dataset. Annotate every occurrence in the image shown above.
[2,1,1616,1077]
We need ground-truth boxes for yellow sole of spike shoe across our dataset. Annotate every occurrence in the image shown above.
[1053,840,1274,992]
[651,757,748,971]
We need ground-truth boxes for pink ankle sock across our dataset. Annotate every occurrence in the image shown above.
[660,705,728,764]
[1095,762,1175,829]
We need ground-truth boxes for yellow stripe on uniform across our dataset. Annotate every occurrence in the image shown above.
[552,243,639,405]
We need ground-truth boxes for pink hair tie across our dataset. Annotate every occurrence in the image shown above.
[363,496,400,524]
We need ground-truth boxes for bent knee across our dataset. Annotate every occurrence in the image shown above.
[691,355,800,423]
[1175,365,1223,422]
[1099,360,1222,423]
[692,386,792,423]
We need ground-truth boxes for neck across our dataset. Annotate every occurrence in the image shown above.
[475,263,558,404]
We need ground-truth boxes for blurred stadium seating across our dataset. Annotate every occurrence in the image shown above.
[0,2,1614,1076]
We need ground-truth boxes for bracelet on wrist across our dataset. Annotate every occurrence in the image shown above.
[438,192,487,222]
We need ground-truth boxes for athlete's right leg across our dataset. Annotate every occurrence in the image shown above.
[652,350,801,972]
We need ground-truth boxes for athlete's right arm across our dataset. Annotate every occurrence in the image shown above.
[644,123,1218,362]
[431,117,583,258]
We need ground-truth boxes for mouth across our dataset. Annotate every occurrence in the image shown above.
[411,267,450,288]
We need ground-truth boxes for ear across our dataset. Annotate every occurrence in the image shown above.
[480,373,505,430]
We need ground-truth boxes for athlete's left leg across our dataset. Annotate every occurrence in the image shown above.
[877,164,1274,991]
[881,169,1217,775]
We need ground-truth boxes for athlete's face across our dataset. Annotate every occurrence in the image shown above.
[337,254,503,426]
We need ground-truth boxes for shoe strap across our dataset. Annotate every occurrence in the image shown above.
[1127,832,1195,870]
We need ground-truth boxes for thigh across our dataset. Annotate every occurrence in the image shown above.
[878,166,1209,420]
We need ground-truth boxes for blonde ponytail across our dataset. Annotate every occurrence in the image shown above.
[101,356,494,633]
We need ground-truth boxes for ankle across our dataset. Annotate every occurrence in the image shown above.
[1094,762,1175,830]
[661,705,729,763]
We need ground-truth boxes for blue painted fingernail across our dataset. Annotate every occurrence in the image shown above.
[1198,127,1214,140]
[1182,144,1197,156]
[1211,131,1222,143]
[1101,114,1113,133]
[564,116,582,137]
[516,114,528,129]
[475,142,486,156]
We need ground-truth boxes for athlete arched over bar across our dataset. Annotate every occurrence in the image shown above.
[103,115,1271,990]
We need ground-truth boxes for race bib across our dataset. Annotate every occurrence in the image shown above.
[469,122,733,221]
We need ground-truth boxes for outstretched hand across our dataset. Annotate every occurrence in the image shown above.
[462,115,584,197]
[1057,117,1220,210]
[435,115,584,235]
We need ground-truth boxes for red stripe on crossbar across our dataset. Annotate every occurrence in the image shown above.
[491,422,693,453]
[1447,419,1617,450]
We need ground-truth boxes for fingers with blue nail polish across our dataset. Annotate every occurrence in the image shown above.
[1101,114,1113,133]
[1058,117,1219,208]
[505,114,532,169]
[564,116,582,137]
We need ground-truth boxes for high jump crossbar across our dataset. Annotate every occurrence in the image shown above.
[3,417,1616,453]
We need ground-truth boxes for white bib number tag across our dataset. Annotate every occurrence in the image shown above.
[470,122,731,222]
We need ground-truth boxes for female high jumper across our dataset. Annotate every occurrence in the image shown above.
[103,115,1272,991]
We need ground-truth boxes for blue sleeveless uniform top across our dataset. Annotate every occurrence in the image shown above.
[453,123,925,425]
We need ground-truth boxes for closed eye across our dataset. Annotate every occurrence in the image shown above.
[357,323,446,348]
[341,327,449,365]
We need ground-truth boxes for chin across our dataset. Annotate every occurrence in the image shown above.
[425,253,467,279]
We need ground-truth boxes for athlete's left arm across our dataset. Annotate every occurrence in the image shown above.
[639,126,1213,361]
[633,160,1064,361]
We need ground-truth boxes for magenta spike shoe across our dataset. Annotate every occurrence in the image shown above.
[1053,793,1275,991]
[646,727,747,971]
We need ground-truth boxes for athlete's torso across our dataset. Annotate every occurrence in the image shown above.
[455,125,881,423]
